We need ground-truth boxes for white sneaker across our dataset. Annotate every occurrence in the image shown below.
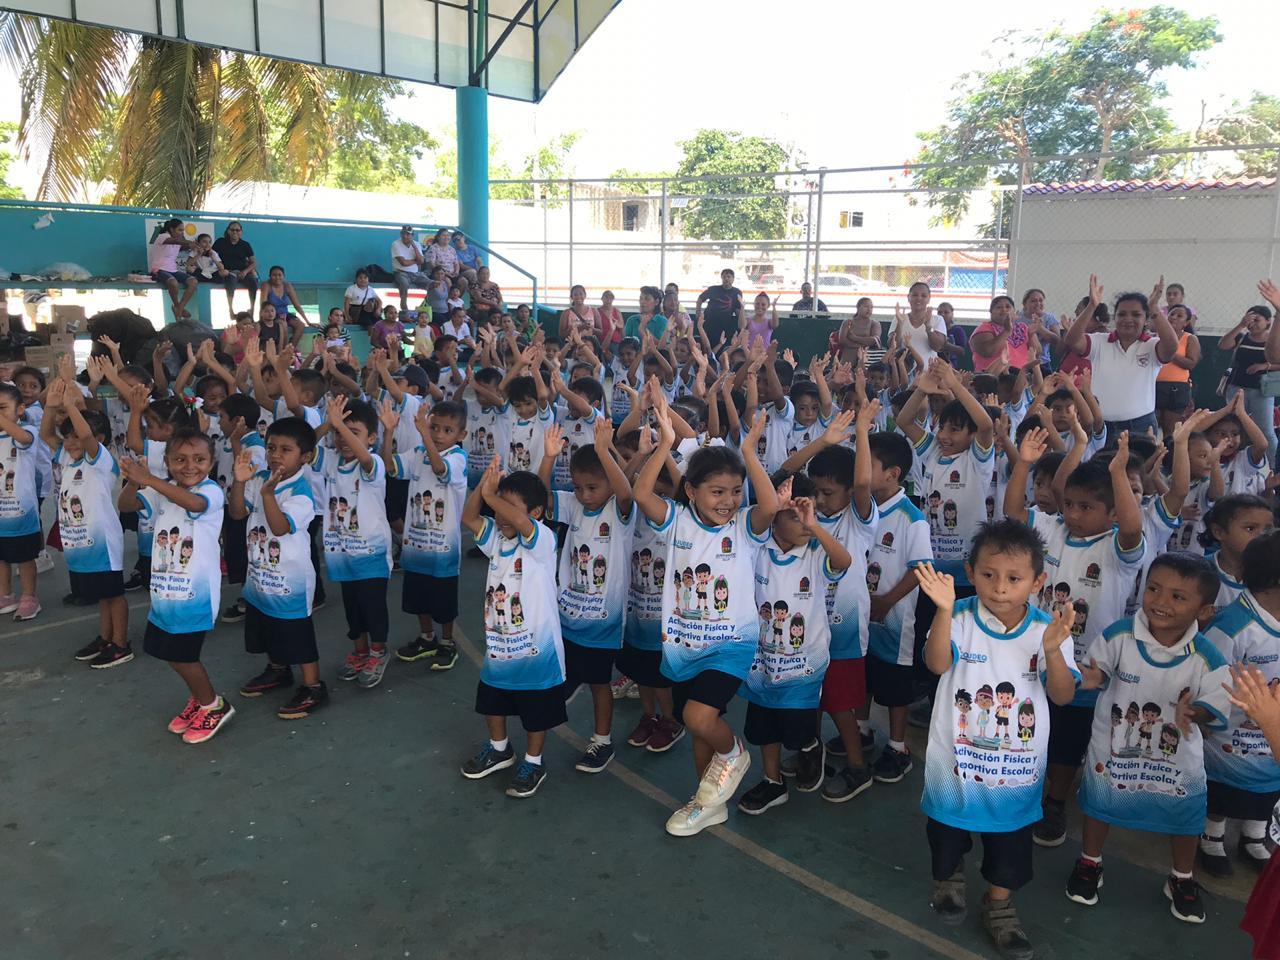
[35,550,54,573]
[609,676,636,700]
[665,799,728,837]
[694,739,751,807]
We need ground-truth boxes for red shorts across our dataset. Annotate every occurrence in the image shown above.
[1242,847,1280,958]
[820,657,867,713]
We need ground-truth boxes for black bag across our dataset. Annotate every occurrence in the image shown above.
[365,263,397,283]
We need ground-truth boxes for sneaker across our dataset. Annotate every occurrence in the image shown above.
[982,897,1034,960]
[826,733,847,758]
[123,571,146,592]
[35,549,54,573]
[182,697,236,744]
[907,699,933,729]
[239,665,294,698]
[626,714,660,748]
[1033,799,1067,847]
[168,697,202,734]
[357,649,390,688]
[575,740,615,774]
[1164,875,1206,924]
[461,743,517,779]
[276,683,329,720]
[1065,858,1104,905]
[220,599,247,623]
[665,799,728,837]
[1239,836,1272,871]
[780,752,800,778]
[871,745,913,784]
[62,591,90,606]
[396,634,441,662]
[505,760,548,798]
[338,652,369,681]
[694,740,751,807]
[430,643,458,671]
[88,642,134,669]
[610,675,636,700]
[73,636,109,661]
[1197,840,1233,878]
[821,764,873,803]
[626,683,641,700]
[645,716,686,753]
[0,594,17,614]
[931,870,967,926]
[794,739,825,793]
[738,778,788,815]
[13,596,41,621]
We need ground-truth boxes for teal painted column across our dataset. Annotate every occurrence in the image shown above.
[455,85,490,250]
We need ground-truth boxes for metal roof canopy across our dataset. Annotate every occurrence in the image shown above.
[1,0,620,102]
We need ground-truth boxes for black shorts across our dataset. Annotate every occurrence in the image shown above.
[1047,701,1095,767]
[744,702,819,751]
[1155,380,1192,412]
[616,642,670,689]
[71,569,125,602]
[926,818,1033,891]
[671,668,742,721]
[340,578,389,646]
[0,531,42,564]
[475,680,567,733]
[143,621,207,664]
[385,477,410,524]
[562,639,616,690]
[244,602,318,665]
[867,654,917,708]
[120,511,139,532]
[401,571,459,623]
[1207,780,1280,821]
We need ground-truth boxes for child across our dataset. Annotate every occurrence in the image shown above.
[499,346,554,474]
[540,417,634,772]
[738,474,852,814]
[317,396,394,688]
[610,337,642,427]
[783,357,833,458]
[548,368,601,491]
[229,417,328,718]
[467,367,509,486]
[0,381,41,620]
[1005,429,1146,848]
[386,399,467,669]
[216,393,269,622]
[1200,391,1271,496]
[633,402,779,836]
[914,523,1078,960]
[742,345,795,476]
[119,428,233,743]
[1067,552,1230,925]
[1166,426,1224,555]
[460,459,567,799]
[1201,531,1280,878]
[1200,494,1274,609]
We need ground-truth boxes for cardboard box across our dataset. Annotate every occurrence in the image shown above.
[51,304,86,331]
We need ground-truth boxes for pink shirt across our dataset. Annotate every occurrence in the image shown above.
[148,238,180,273]
[971,321,1030,372]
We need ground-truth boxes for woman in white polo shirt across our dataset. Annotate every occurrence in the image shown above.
[1062,275,1179,436]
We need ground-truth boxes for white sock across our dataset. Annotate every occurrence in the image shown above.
[857,719,872,735]
[490,738,509,752]
[524,753,543,766]
[1080,852,1101,865]
[1243,819,1268,841]
[1171,868,1193,880]
[201,696,220,711]
[888,739,907,754]
[1200,817,1226,855]
[717,738,742,761]
[590,732,612,746]
[765,776,783,785]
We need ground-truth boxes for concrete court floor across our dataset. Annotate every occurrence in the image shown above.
[0,550,1257,960]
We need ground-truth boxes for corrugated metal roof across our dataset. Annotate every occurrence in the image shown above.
[1025,177,1276,196]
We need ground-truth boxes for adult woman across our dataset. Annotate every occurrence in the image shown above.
[1154,304,1201,437]
[836,297,881,362]
[470,265,503,326]
[258,265,308,345]
[1218,303,1277,465]
[740,292,779,348]
[147,218,198,321]
[425,228,460,289]
[969,296,1029,372]
[1018,288,1060,369]
[559,284,601,342]
[213,221,259,314]
[343,268,382,328]
[425,265,450,320]
[598,290,623,354]
[624,286,667,341]
[894,280,946,366]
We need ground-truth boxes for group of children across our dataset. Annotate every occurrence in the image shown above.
[2,276,1279,960]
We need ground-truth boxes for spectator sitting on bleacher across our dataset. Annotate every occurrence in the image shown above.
[470,266,502,326]
[212,221,259,314]
[186,234,230,286]
[344,268,382,329]
[452,231,481,291]
[426,228,461,293]
[148,218,198,322]
[391,225,429,316]
[258,265,308,345]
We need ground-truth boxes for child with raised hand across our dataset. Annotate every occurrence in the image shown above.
[1200,494,1275,609]
[634,400,779,837]
[1201,530,1280,879]
[782,355,834,458]
[118,428,232,743]
[1166,419,1225,554]
[461,458,567,799]
[498,344,554,474]
[915,524,1079,960]
[230,419,328,717]
[386,399,468,670]
[0,380,42,620]
[1066,552,1230,925]
[546,364,601,492]
[540,416,635,773]
[1199,390,1271,496]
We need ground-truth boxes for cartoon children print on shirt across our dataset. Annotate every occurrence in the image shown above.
[674,565,730,621]
[955,689,972,742]
[953,681,1032,751]
[974,684,994,739]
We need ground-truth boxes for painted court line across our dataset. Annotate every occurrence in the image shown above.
[453,628,985,960]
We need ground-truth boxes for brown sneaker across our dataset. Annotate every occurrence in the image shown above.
[645,715,686,753]
[982,896,1034,960]
[626,714,660,747]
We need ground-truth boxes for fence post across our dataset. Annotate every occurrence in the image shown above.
[567,179,574,290]
[812,169,826,302]
[1269,148,1280,280]
[1007,161,1028,298]
[660,179,668,291]
[803,182,813,290]
[992,188,1004,297]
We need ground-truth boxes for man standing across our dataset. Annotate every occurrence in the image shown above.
[391,226,429,315]
[696,268,744,348]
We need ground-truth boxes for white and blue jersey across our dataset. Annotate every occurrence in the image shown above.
[394,444,467,578]
[140,479,225,634]
[57,444,122,573]
[1213,553,1246,611]
[1221,448,1270,497]
[476,517,565,691]
[818,500,879,660]
[214,431,266,491]
[466,401,509,486]
[1126,495,1181,616]
[1078,613,1230,836]
[551,407,599,491]
[315,449,392,582]
[609,358,637,426]
[626,500,676,652]
[867,490,933,666]
[23,404,53,503]
[0,428,40,537]
[141,437,168,478]
[551,492,634,649]
[505,405,554,474]
[243,468,317,620]
[786,414,832,460]
[747,398,794,476]
[915,436,995,586]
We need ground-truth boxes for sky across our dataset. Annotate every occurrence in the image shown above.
[1,0,1278,193]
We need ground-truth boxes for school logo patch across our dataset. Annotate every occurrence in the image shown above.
[798,577,811,594]
[881,532,894,547]
[598,522,610,538]
[513,558,523,575]
[1084,562,1101,583]
[720,537,733,554]
[949,470,961,484]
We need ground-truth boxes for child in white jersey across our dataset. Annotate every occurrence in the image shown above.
[499,346,553,474]
[1066,552,1230,924]
[119,428,233,743]
[915,523,1078,960]
[461,460,567,799]
[466,367,509,486]
[1200,494,1274,610]
[1200,390,1271,496]
[0,381,42,621]
[547,367,601,492]
[634,401,779,837]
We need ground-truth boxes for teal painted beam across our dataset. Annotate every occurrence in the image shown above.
[455,85,490,251]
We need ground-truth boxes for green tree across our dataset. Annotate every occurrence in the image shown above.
[913,6,1220,226]
[1197,93,1280,177]
[674,129,791,241]
[608,167,672,196]
[432,132,579,204]
[0,122,23,199]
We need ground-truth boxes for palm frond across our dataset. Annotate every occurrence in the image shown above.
[259,58,334,185]
[215,53,271,188]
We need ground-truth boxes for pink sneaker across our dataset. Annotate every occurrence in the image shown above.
[338,652,369,681]
[0,594,17,614]
[182,698,236,744]
[13,596,41,621]
[168,698,202,734]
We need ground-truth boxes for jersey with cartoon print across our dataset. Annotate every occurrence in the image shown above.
[751,398,795,476]
[867,490,933,666]
[505,405,554,475]
[818,500,879,660]
[1165,478,1212,555]
[315,448,392,581]
[395,444,467,577]
[214,432,267,492]
[914,436,996,585]
[1078,614,1231,835]
[139,479,225,633]
[552,492,634,648]
[466,402,509,486]
[57,444,123,573]
[551,407,600,491]
[626,500,676,652]
[0,429,39,536]
[1125,495,1181,616]
[1221,448,1270,497]
[785,415,833,460]
[242,469,317,620]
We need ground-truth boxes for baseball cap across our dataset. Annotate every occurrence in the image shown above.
[394,364,430,392]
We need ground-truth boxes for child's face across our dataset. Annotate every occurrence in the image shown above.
[439,341,458,363]
[793,395,820,427]
[0,394,24,422]
[1188,436,1214,478]
[685,469,743,526]
[166,438,213,488]
[1061,486,1114,539]
[618,345,638,367]
[1048,399,1073,433]
[1208,421,1242,458]
[811,474,852,518]
[1213,507,1275,560]
[144,412,176,442]
[1032,471,1057,513]
[936,421,975,457]
[260,305,276,324]
[512,396,538,420]
[14,374,42,406]
[202,382,227,414]
[337,416,375,458]
[571,467,611,512]
[673,340,691,365]
[428,413,465,450]
[771,505,809,551]
[867,455,901,501]
[966,545,1045,623]
[266,433,307,476]
[496,490,539,538]
[1143,565,1214,639]
[867,370,887,393]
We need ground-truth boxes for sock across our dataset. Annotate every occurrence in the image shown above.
[764,776,783,785]
[717,738,743,761]
[490,738,509,752]
[888,739,907,754]
[524,753,543,766]
[1200,818,1226,856]
[1243,819,1268,841]
[857,719,872,735]
[590,732,612,746]
[1171,868,1193,880]
[201,696,220,710]
[371,645,387,657]
[1080,853,1101,866]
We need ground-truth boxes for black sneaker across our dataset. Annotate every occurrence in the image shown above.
[1164,875,1206,924]
[794,739,825,793]
[871,745,913,783]
[221,599,247,623]
[505,760,547,798]
[276,683,329,720]
[396,634,442,662]
[240,665,294,698]
[73,636,109,661]
[932,870,967,925]
[1197,840,1233,878]
[62,591,90,606]
[1033,799,1067,847]
[574,740,615,774]
[123,571,146,592]
[430,643,458,671]
[821,764,873,803]
[780,751,799,778]
[1065,858,1103,905]
[88,642,134,670]
[825,734,847,758]
[462,743,516,779]
[738,777,788,815]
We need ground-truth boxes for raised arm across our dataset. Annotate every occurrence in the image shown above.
[1004,427,1048,524]
[1109,432,1143,551]
[594,418,633,515]
[741,410,778,536]
[1063,275,1103,354]
[633,408,676,525]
